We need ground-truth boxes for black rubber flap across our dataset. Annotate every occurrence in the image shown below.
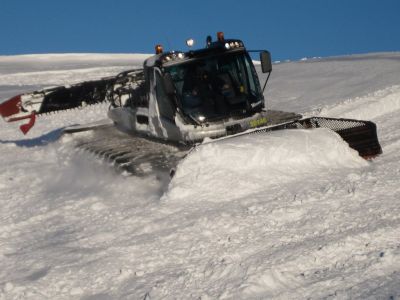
[289,117,382,159]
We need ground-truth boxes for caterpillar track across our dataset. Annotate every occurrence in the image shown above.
[68,125,191,177]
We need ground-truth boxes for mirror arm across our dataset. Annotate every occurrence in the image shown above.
[262,71,271,93]
[248,50,272,92]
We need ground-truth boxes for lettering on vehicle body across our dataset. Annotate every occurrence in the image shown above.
[249,117,268,128]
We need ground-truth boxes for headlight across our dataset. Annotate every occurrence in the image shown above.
[186,38,195,47]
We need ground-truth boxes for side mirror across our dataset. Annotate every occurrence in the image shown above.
[260,51,272,73]
[163,73,175,95]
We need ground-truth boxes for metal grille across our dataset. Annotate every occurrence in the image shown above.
[232,117,382,159]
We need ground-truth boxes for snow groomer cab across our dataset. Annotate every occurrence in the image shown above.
[108,31,302,143]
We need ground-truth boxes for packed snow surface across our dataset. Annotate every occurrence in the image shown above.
[1,52,400,299]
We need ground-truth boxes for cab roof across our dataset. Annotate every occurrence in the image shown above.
[144,39,246,69]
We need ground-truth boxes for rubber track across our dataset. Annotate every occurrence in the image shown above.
[71,125,191,176]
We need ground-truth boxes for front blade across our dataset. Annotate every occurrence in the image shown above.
[293,117,382,159]
[251,117,382,159]
[210,116,382,159]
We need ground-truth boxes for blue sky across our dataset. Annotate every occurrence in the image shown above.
[1,0,399,60]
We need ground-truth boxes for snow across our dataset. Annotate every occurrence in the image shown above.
[166,129,367,203]
[1,53,400,299]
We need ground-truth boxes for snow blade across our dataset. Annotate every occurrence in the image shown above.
[297,117,382,159]
[246,117,382,159]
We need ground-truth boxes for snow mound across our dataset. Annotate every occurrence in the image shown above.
[166,128,368,202]
[317,85,400,121]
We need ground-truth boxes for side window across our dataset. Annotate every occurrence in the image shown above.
[244,55,262,97]
[244,56,256,94]
[155,72,175,121]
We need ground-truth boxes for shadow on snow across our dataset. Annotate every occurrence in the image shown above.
[0,128,64,147]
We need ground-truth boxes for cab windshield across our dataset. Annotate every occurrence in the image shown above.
[164,52,263,122]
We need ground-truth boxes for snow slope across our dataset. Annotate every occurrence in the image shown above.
[0,53,400,299]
